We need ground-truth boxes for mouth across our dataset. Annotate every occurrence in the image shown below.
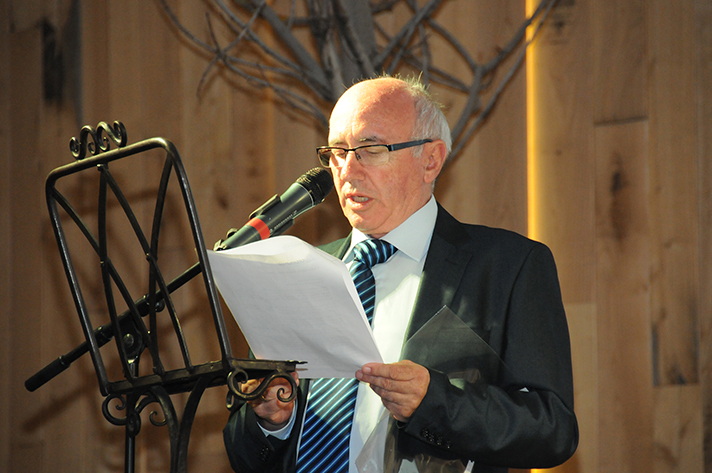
[344,191,372,206]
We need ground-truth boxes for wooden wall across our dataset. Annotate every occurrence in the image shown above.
[1,0,711,472]
[529,0,712,472]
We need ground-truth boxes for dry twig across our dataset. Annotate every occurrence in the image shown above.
[159,0,558,161]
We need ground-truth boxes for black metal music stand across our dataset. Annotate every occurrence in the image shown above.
[26,121,298,473]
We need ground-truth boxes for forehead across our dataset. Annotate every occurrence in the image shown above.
[328,82,416,143]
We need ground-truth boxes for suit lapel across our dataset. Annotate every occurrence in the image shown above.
[405,205,472,341]
[319,234,351,259]
[319,208,472,344]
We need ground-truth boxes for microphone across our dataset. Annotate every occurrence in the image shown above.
[215,167,334,251]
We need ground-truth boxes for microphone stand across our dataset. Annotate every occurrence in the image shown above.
[25,262,200,392]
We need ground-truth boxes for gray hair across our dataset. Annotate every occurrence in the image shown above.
[398,77,452,159]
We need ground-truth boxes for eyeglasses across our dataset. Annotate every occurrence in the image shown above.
[316,139,433,168]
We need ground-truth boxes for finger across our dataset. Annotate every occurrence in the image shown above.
[360,361,420,381]
[358,363,422,392]
[358,362,430,422]
[356,364,395,388]
[240,378,264,395]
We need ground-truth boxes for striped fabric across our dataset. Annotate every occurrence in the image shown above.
[296,239,397,473]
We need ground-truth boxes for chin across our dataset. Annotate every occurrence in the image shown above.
[345,211,386,236]
[347,219,371,234]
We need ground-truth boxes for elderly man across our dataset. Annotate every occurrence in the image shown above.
[223,76,578,473]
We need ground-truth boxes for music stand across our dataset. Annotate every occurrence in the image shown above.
[25,121,298,473]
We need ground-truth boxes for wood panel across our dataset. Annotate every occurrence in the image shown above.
[695,0,712,469]
[70,10,132,469]
[435,0,528,235]
[8,26,48,473]
[647,0,704,470]
[0,0,13,471]
[527,0,595,305]
[592,0,647,123]
[653,385,703,472]
[0,0,12,470]
[80,0,110,126]
[561,302,597,473]
[3,0,712,472]
[648,0,699,388]
[595,120,654,473]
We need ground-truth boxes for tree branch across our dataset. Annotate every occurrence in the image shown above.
[159,0,560,160]
[238,0,330,89]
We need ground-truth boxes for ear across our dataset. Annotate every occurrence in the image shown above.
[423,140,448,184]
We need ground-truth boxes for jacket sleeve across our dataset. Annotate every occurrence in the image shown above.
[400,242,579,469]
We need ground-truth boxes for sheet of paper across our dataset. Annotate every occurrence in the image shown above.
[207,235,384,378]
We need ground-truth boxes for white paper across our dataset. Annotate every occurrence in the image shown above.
[207,235,384,378]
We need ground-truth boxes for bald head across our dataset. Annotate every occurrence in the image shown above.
[329,78,417,152]
[326,77,448,237]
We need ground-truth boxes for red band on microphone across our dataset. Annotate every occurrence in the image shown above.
[246,217,270,240]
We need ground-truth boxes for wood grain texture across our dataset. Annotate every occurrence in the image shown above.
[2,0,712,472]
[653,385,703,473]
[8,27,48,473]
[527,0,596,305]
[434,0,528,235]
[693,0,712,469]
[595,120,654,473]
[648,0,699,387]
[592,0,647,123]
[0,0,12,470]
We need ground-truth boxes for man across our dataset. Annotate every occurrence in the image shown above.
[223,76,578,472]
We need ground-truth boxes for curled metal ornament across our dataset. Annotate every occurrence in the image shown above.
[69,121,128,160]
[102,393,129,426]
[101,390,167,436]
[226,368,298,407]
[136,395,168,427]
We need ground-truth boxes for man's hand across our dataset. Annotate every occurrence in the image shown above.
[243,372,299,431]
[356,360,430,422]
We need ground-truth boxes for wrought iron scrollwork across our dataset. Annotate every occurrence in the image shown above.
[36,123,306,472]
[101,389,168,438]
[69,121,128,160]
[225,366,298,410]
[102,392,130,426]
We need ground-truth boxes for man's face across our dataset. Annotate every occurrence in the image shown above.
[328,80,438,238]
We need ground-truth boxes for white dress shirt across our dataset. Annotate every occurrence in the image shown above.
[345,196,438,472]
[262,196,438,473]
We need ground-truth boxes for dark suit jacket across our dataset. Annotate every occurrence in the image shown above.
[223,204,579,472]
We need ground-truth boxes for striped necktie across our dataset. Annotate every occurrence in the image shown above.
[296,239,397,473]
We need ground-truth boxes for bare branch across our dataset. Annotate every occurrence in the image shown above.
[238,0,330,89]
[482,0,555,74]
[373,0,443,69]
[334,0,377,78]
[450,66,485,145]
[422,18,478,73]
[197,5,265,95]
[450,0,559,159]
[370,0,402,14]
[417,22,431,85]
[159,0,559,159]
[213,2,313,73]
[220,56,330,127]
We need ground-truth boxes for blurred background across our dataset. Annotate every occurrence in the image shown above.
[2,1,711,472]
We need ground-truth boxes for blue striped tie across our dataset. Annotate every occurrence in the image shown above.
[296,239,397,473]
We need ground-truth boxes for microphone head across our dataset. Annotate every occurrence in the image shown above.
[298,168,334,204]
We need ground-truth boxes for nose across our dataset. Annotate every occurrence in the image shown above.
[337,150,363,179]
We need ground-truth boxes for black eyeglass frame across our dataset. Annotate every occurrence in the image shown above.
[316,139,433,167]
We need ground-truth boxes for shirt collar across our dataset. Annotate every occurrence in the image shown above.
[346,195,437,263]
